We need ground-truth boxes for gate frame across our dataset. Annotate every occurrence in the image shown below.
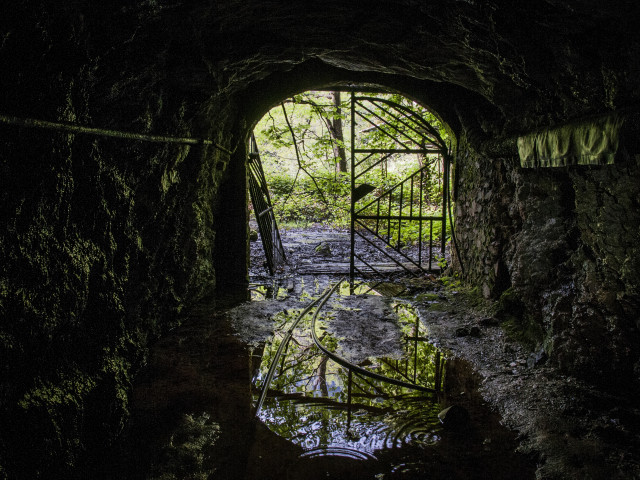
[348,91,451,279]
[248,133,286,275]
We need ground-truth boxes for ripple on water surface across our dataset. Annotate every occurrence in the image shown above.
[248,285,534,479]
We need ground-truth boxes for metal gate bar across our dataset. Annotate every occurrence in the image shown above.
[350,92,450,279]
[248,134,286,275]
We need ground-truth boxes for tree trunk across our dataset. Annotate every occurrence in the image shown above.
[332,91,348,173]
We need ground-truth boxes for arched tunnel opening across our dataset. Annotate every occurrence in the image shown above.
[1,2,640,479]
[246,88,455,281]
[213,75,466,293]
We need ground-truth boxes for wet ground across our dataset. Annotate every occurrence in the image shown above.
[250,225,447,277]
[114,277,535,480]
[108,226,640,480]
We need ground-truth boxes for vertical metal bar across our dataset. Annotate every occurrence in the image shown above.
[418,169,424,268]
[376,197,381,237]
[350,91,356,281]
[347,369,353,432]
[397,183,403,251]
[387,188,392,243]
[429,219,433,271]
[441,154,449,257]
[405,346,409,377]
[435,350,441,392]
[409,173,414,218]
[414,313,419,383]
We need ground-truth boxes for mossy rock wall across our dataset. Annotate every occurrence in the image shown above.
[453,134,640,391]
[0,5,231,477]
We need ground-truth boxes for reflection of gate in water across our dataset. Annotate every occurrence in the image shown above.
[349,93,450,279]
[248,133,286,275]
[253,282,446,456]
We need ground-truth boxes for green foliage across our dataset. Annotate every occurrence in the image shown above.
[253,90,452,241]
[260,174,351,227]
[439,273,462,290]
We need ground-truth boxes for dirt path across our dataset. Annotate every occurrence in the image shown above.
[250,225,446,278]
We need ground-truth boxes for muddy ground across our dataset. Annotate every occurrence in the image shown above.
[249,225,640,480]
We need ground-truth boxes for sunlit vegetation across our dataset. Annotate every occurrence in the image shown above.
[252,300,445,453]
[253,91,451,245]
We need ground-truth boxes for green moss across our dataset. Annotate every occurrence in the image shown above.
[491,287,543,348]
[18,372,97,411]
[148,413,220,480]
[0,332,16,351]
[427,301,450,312]
[101,354,132,417]
[416,292,440,302]
[0,276,8,297]
[439,274,462,290]
[501,318,544,349]
[495,287,525,319]
[460,285,486,308]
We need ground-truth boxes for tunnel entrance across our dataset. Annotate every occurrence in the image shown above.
[249,90,452,281]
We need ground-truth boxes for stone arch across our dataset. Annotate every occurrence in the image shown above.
[2,2,640,477]
[213,68,461,288]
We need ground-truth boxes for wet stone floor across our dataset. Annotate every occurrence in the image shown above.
[113,277,536,480]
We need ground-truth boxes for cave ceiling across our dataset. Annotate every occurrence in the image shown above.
[3,1,639,139]
[163,0,640,137]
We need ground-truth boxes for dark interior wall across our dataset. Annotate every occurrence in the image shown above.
[453,137,640,390]
[0,4,232,476]
[1,0,640,477]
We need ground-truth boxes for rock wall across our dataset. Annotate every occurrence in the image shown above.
[0,5,232,477]
[1,0,640,477]
[453,135,640,392]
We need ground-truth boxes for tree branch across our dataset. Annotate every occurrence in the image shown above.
[281,101,329,205]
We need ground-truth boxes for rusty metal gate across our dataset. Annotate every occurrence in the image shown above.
[248,133,286,275]
[349,93,450,279]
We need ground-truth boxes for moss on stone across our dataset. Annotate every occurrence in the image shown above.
[495,287,525,320]
[427,301,452,313]
[147,413,220,480]
[416,292,440,302]
[501,318,544,350]
[492,288,543,349]
[18,372,97,411]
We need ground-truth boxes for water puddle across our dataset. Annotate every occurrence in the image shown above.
[118,278,535,480]
[252,298,444,470]
[244,279,534,479]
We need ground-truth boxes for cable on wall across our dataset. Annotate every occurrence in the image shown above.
[0,113,234,155]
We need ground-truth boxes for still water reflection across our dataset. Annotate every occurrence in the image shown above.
[253,299,445,460]
[119,280,535,480]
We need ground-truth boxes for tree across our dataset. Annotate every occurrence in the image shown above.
[253,90,449,231]
[331,91,348,173]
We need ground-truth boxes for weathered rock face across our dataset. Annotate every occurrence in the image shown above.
[0,4,233,476]
[454,138,640,391]
[1,0,639,477]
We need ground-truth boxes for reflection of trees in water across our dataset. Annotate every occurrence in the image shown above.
[394,302,445,392]
[253,302,446,452]
[313,355,329,397]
